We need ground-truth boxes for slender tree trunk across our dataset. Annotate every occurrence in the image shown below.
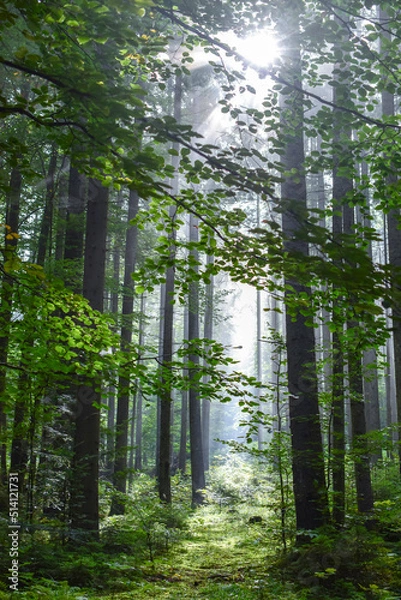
[159,242,175,502]
[330,80,349,523]
[331,40,374,514]
[343,200,374,514]
[358,166,381,441]
[202,256,214,471]
[347,335,374,513]
[179,306,189,474]
[256,199,263,451]
[37,146,57,266]
[158,75,181,502]
[70,178,108,536]
[54,156,69,263]
[279,6,328,532]
[380,20,401,471]
[155,283,164,477]
[134,293,146,471]
[111,189,139,514]
[105,234,120,479]
[188,213,205,505]
[332,328,345,524]
[363,348,381,436]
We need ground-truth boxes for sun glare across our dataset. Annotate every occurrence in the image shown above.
[237,31,279,67]
[223,29,280,68]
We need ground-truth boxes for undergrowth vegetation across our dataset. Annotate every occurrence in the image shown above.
[1,457,401,599]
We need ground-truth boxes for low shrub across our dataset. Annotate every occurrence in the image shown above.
[275,525,401,599]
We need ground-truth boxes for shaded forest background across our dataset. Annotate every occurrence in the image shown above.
[1,0,401,598]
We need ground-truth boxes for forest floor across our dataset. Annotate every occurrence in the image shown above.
[100,504,294,600]
[6,498,401,600]
[2,467,401,599]
[1,499,303,600]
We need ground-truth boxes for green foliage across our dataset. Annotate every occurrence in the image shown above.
[205,455,269,506]
[0,580,90,599]
[275,525,401,599]
[0,475,191,593]
[103,474,191,561]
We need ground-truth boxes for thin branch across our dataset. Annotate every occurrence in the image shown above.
[0,57,92,97]
[318,0,401,42]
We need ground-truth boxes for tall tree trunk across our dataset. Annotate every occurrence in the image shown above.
[105,234,120,480]
[37,146,58,266]
[331,37,374,515]
[70,178,108,536]
[111,189,139,514]
[380,12,401,472]
[279,5,328,532]
[179,306,189,474]
[202,255,214,471]
[256,199,264,451]
[343,200,374,514]
[158,75,181,502]
[155,283,164,477]
[188,213,205,505]
[134,294,146,471]
[54,156,69,263]
[158,237,175,503]
[358,165,381,441]
[330,72,350,524]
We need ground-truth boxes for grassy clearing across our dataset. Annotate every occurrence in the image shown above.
[0,498,299,600]
[96,502,300,600]
[2,462,401,599]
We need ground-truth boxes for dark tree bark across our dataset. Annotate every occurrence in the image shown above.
[202,256,214,471]
[111,189,139,514]
[380,16,401,473]
[330,82,350,524]
[134,294,146,471]
[358,164,381,440]
[188,213,205,505]
[330,39,374,515]
[158,75,182,502]
[37,146,58,266]
[158,240,175,503]
[279,6,328,532]
[179,307,189,474]
[70,178,108,536]
[54,156,69,263]
[155,283,164,478]
[347,334,374,514]
[342,198,374,514]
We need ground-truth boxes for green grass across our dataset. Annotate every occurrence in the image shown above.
[2,465,401,599]
[0,499,301,600]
